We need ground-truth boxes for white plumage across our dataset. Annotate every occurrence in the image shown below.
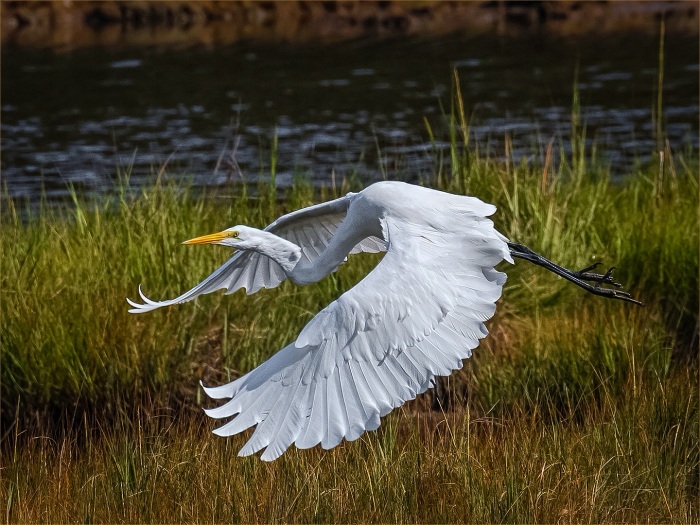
[128,181,513,460]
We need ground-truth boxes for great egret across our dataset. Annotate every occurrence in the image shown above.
[128,181,639,461]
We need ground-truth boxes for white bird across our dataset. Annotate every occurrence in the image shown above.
[128,181,639,461]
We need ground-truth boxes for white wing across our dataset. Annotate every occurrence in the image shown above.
[128,192,387,313]
[202,206,512,460]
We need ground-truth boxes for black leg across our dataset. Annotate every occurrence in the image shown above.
[507,242,643,306]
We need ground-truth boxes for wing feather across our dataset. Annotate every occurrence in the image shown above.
[257,256,272,289]
[327,370,349,449]
[296,379,325,449]
[343,362,371,440]
[358,359,394,416]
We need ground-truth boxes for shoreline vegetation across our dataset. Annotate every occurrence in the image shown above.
[2,80,698,520]
[2,0,698,50]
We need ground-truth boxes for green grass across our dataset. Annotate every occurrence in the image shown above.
[1,79,698,521]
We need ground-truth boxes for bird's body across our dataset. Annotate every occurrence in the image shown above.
[129,181,638,461]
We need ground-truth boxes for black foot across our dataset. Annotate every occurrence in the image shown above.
[572,263,623,288]
[507,242,643,306]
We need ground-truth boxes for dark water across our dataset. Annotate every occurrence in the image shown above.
[2,33,698,205]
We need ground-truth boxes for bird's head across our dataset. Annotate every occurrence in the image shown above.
[182,225,263,250]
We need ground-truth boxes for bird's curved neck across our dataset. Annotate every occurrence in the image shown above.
[252,205,381,286]
[250,232,303,275]
[251,229,355,286]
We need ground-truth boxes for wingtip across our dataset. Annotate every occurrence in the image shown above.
[200,379,237,400]
[125,285,171,313]
[213,426,230,438]
[126,293,146,314]
[259,446,283,462]
[204,404,239,419]
[126,285,152,313]
[138,285,158,306]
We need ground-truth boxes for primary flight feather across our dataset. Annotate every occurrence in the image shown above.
[128,181,639,461]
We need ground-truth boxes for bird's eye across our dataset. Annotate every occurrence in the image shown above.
[230,231,239,238]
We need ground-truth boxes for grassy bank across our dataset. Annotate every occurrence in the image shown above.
[2,98,698,520]
[4,372,697,522]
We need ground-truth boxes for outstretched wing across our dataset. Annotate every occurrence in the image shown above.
[128,192,387,313]
[202,206,512,460]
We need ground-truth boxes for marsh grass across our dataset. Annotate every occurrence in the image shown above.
[1,78,698,521]
[3,361,697,522]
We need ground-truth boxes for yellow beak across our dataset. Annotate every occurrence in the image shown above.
[182,231,231,245]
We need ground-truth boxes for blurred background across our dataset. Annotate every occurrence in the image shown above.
[2,1,698,206]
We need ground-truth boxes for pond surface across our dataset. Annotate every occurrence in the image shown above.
[2,32,698,206]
